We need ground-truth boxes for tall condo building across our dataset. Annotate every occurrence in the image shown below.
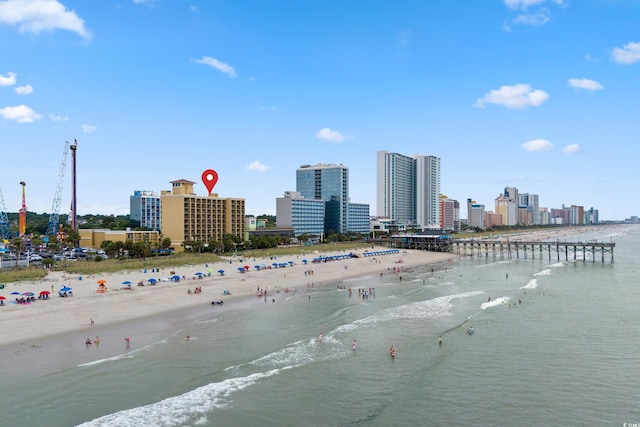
[130,190,161,231]
[377,151,441,229]
[296,164,349,234]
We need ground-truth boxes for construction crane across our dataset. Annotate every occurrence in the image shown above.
[46,141,70,237]
[19,181,26,236]
[0,187,11,240]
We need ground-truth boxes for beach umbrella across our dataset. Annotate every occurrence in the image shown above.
[122,280,132,285]
[243,265,250,270]
[288,261,294,266]
[61,286,72,292]
[11,291,20,295]
[237,267,245,272]
[39,291,50,295]
[302,259,308,264]
[22,292,35,297]
[195,272,203,276]
[97,279,107,285]
[217,269,225,275]
[0,296,5,300]
[254,265,261,270]
[148,278,157,284]
[171,275,180,281]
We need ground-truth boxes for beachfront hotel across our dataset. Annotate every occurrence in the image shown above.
[160,179,245,251]
[376,150,441,230]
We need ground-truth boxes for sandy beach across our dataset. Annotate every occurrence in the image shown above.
[0,224,618,351]
[0,246,455,348]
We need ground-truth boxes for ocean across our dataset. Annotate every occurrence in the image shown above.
[1,225,639,427]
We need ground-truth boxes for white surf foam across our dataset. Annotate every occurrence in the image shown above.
[77,367,293,427]
[480,297,509,309]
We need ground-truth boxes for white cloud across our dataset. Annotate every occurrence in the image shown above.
[0,0,91,38]
[0,104,42,122]
[504,0,563,9]
[316,128,347,142]
[258,105,277,111]
[584,54,599,63]
[194,56,237,78]
[82,124,96,133]
[15,84,33,94]
[522,139,554,152]
[512,11,550,26]
[0,72,17,86]
[49,113,68,121]
[475,83,549,109]
[245,160,271,173]
[563,144,580,154]
[568,78,604,91]
[397,30,411,48]
[611,41,640,65]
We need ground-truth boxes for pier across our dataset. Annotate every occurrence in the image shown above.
[386,234,615,263]
[449,239,615,263]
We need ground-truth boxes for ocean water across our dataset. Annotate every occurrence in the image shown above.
[1,225,639,427]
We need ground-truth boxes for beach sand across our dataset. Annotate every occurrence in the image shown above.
[0,246,455,348]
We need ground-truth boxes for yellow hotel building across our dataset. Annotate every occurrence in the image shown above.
[161,179,245,251]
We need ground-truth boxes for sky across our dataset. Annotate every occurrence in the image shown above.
[1,0,639,221]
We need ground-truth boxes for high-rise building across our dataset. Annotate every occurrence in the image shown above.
[377,150,441,229]
[130,190,161,230]
[467,198,485,229]
[416,155,441,228]
[439,196,459,231]
[347,202,371,235]
[496,190,518,226]
[276,191,325,238]
[296,164,349,234]
[160,179,245,250]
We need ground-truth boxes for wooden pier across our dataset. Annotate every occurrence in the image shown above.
[449,240,615,263]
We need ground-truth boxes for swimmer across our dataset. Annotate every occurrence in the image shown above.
[94,336,100,344]
[184,335,190,341]
[438,336,443,346]
[352,339,357,351]
[389,345,396,358]
[318,333,323,343]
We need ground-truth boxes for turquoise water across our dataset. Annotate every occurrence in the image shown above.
[1,225,639,427]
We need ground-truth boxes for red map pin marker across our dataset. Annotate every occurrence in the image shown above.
[201,169,219,194]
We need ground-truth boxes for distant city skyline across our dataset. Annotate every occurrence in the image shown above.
[2,1,639,220]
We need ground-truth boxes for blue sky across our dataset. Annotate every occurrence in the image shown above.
[1,0,639,221]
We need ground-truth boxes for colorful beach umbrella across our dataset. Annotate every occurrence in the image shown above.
[11,291,20,295]
[194,272,203,276]
[148,278,157,284]
[39,291,50,295]
[0,296,5,300]
[61,286,72,292]
[97,279,107,285]
[122,280,132,285]
[217,269,225,275]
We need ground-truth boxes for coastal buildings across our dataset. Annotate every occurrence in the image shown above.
[130,190,161,231]
[439,196,459,231]
[376,150,441,230]
[276,191,325,238]
[294,163,370,237]
[466,199,485,229]
[160,179,245,251]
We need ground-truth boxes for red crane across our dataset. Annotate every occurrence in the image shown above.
[19,181,26,236]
